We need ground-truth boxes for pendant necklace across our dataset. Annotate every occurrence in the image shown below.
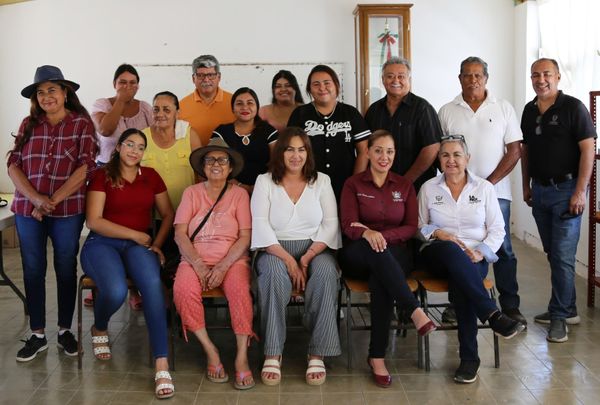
[313,101,337,120]
[236,131,251,146]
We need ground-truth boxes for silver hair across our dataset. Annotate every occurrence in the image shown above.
[460,56,489,78]
[440,135,469,156]
[192,55,220,74]
[381,57,411,75]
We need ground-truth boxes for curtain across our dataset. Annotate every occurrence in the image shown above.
[537,0,600,104]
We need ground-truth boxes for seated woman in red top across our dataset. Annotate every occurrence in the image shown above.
[80,128,175,399]
[338,129,436,388]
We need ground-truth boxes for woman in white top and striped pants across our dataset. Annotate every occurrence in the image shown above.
[251,127,342,387]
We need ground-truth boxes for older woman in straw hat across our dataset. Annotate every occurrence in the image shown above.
[172,137,256,390]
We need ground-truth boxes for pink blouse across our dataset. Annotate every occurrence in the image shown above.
[174,183,251,266]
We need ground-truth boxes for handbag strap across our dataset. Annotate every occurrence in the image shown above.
[189,183,228,241]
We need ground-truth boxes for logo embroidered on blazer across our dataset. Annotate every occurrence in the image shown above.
[433,195,444,205]
[392,191,403,202]
[469,195,481,204]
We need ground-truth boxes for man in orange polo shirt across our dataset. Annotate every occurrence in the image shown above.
[180,55,235,146]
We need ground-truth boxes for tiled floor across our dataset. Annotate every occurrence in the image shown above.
[1,237,600,404]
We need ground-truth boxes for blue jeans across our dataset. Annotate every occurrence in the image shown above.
[494,199,520,310]
[531,178,582,320]
[421,241,498,361]
[80,232,168,358]
[15,214,84,331]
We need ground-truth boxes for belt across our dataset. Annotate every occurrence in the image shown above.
[534,173,574,186]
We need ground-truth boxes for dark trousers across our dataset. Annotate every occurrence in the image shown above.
[494,198,520,311]
[420,241,498,361]
[339,239,419,358]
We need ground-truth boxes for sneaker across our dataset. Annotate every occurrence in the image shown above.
[488,311,526,339]
[503,308,528,327]
[16,335,48,362]
[442,307,457,324]
[57,330,79,356]
[454,359,480,384]
[546,319,568,343]
[534,311,580,325]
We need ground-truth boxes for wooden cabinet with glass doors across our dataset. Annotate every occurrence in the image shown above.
[353,4,412,114]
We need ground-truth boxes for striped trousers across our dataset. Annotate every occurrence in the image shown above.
[256,239,341,357]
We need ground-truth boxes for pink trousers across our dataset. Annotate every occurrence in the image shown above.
[173,260,253,340]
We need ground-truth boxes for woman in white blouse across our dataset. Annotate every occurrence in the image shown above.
[251,127,341,387]
[418,135,525,384]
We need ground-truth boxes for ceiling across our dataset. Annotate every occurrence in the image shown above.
[0,0,33,6]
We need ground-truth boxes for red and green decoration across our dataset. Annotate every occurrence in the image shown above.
[378,20,398,65]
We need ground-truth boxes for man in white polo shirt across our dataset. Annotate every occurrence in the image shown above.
[438,56,525,326]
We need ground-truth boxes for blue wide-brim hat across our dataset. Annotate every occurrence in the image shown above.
[21,65,80,98]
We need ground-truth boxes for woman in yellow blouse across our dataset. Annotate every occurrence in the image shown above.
[142,91,202,276]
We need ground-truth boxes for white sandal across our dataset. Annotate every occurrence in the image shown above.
[261,357,282,386]
[155,370,175,399]
[91,332,111,360]
[306,358,326,386]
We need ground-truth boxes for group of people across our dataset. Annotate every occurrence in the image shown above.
[6,53,595,398]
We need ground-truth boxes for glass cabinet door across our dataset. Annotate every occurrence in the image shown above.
[354,4,412,114]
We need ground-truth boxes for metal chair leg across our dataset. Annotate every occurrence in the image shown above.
[489,287,500,368]
[77,276,83,370]
[417,288,424,370]
[169,298,176,371]
[420,288,431,372]
[346,285,353,371]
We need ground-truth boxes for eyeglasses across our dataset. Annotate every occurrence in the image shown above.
[121,141,146,153]
[441,134,465,142]
[194,72,218,81]
[535,115,542,135]
[204,156,230,166]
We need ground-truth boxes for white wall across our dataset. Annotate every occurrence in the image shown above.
[512,1,544,251]
[0,0,516,189]
[511,1,592,278]
[9,0,591,273]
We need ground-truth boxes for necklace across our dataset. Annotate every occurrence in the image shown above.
[313,101,337,120]
[235,131,251,146]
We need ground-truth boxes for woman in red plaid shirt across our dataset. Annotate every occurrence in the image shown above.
[7,65,98,362]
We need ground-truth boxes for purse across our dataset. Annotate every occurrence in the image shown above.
[161,183,228,286]
[189,183,228,241]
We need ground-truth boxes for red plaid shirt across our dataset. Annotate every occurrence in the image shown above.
[7,112,98,217]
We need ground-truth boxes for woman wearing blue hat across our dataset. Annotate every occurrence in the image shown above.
[7,65,98,362]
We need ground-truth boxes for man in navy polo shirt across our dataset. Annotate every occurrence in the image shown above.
[521,58,596,343]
